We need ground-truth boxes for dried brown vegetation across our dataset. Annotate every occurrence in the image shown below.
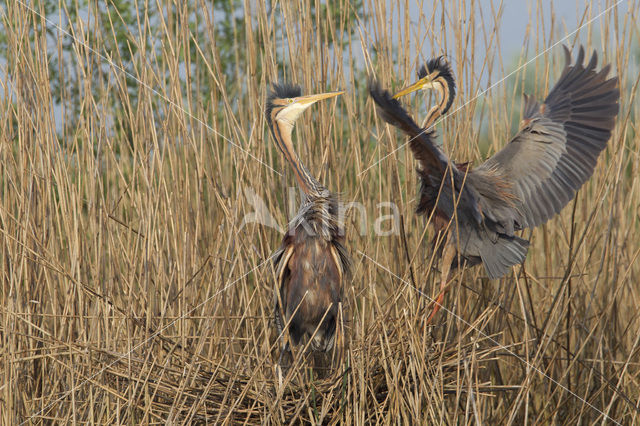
[1,1,639,424]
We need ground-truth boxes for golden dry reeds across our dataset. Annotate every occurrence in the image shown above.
[1,0,639,424]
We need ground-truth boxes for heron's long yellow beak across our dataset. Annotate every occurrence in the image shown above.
[393,76,435,99]
[298,90,344,105]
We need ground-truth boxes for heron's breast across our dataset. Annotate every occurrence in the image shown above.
[289,239,341,306]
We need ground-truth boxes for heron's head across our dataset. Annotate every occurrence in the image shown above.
[266,83,344,129]
[393,56,456,115]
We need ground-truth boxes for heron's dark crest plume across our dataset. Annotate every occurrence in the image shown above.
[417,56,456,115]
[265,83,350,368]
[370,45,619,324]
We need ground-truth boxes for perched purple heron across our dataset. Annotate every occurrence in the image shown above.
[265,84,350,362]
[370,46,619,324]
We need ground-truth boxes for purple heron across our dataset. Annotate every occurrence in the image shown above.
[370,46,619,324]
[266,83,350,363]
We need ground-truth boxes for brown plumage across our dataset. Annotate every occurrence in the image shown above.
[266,83,350,362]
[370,46,619,323]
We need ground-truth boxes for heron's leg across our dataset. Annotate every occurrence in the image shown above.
[279,341,291,365]
[276,341,289,387]
[277,340,292,383]
[426,232,456,325]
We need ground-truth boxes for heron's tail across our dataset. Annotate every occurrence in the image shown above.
[481,235,530,280]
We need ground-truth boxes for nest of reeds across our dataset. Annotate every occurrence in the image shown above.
[83,308,514,424]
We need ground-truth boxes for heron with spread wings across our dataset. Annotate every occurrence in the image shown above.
[370,46,619,323]
[266,83,350,365]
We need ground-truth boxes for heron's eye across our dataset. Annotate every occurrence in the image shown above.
[287,98,294,104]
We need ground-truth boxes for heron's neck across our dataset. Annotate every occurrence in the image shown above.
[272,119,324,197]
[422,81,450,129]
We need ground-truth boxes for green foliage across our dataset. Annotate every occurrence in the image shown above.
[0,1,364,141]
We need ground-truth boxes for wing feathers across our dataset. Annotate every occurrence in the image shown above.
[368,80,450,174]
[476,45,618,229]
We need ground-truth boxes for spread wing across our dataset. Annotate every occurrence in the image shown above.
[369,80,450,175]
[476,46,619,228]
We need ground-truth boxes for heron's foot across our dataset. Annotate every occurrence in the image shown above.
[426,287,446,325]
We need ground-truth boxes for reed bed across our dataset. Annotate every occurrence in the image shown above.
[1,0,639,424]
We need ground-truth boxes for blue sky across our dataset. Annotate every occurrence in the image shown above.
[402,0,626,58]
